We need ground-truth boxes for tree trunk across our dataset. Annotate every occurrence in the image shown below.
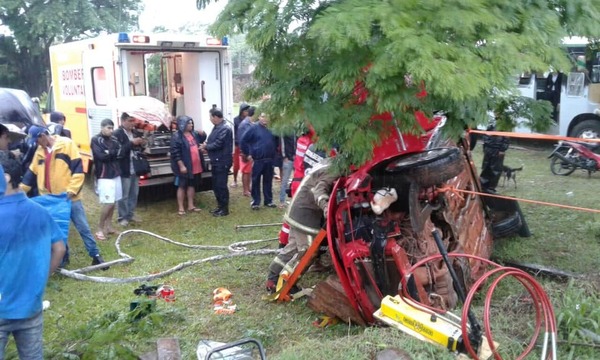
[307,275,367,326]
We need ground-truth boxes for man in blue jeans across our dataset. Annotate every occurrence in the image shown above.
[1,158,66,359]
[114,112,146,226]
[240,113,278,209]
[20,126,108,269]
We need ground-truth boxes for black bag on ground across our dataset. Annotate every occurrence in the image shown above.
[132,151,150,176]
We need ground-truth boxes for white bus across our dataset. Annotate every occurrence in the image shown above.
[517,38,600,138]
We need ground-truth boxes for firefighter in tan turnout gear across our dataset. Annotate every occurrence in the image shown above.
[266,157,338,292]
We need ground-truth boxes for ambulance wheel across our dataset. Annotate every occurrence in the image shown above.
[386,147,464,187]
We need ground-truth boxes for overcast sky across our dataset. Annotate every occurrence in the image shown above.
[138,0,227,31]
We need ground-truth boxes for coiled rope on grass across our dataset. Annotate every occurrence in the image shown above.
[57,229,279,283]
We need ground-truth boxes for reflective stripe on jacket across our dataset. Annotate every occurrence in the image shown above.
[20,136,85,201]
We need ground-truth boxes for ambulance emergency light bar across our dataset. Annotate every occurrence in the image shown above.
[116,32,228,47]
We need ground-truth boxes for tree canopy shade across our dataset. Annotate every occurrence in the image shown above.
[198,0,600,169]
[0,0,142,96]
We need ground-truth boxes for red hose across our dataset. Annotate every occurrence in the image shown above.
[401,254,557,360]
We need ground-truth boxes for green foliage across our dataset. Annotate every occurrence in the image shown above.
[556,280,600,343]
[146,54,163,99]
[0,35,19,88]
[48,303,184,359]
[198,0,600,168]
[38,91,48,112]
[274,327,455,360]
[493,94,554,132]
[0,0,142,95]
[228,34,260,75]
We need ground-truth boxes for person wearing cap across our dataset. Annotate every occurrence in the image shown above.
[0,124,27,163]
[20,125,108,269]
[0,157,66,359]
[113,112,146,226]
[232,103,250,188]
[0,124,10,163]
[47,111,71,138]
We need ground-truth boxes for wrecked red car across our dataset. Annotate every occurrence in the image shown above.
[312,113,505,325]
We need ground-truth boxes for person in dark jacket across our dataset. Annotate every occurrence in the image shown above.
[240,112,278,209]
[200,109,233,216]
[232,103,250,188]
[479,124,510,193]
[113,112,146,226]
[544,71,563,122]
[90,119,122,240]
[47,111,72,138]
[170,115,207,215]
[237,106,256,196]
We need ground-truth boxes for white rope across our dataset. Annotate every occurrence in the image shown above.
[57,229,279,283]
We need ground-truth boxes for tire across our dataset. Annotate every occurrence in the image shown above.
[386,147,464,187]
[515,202,531,238]
[550,153,576,176]
[492,211,522,238]
[570,119,600,139]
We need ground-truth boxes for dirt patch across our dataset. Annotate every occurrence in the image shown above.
[579,273,600,292]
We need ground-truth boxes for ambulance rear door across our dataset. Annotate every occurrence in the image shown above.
[82,49,117,146]
[182,51,224,134]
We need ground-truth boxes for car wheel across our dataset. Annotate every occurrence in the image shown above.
[491,211,522,238]
[386,147,464,187]
[515,202,531,237]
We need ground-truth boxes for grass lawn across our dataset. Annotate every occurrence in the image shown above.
[4,140,600,359]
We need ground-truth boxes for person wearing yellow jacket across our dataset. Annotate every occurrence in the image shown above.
[20,126,107,269]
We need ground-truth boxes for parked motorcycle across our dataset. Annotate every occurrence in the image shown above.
[549,140,600,176]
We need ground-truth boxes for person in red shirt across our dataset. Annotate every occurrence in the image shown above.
[169,116,207,215]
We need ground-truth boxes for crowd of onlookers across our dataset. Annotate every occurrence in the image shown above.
[0,104,306,266]
[0,104,329,357]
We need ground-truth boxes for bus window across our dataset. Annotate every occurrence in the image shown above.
[566,72,585,97]
[592,65,600,83]
[518,72,532,85]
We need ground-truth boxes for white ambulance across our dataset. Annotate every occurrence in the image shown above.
[45,32,233,187]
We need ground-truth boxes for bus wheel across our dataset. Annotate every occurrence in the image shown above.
[571,119,600,139]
